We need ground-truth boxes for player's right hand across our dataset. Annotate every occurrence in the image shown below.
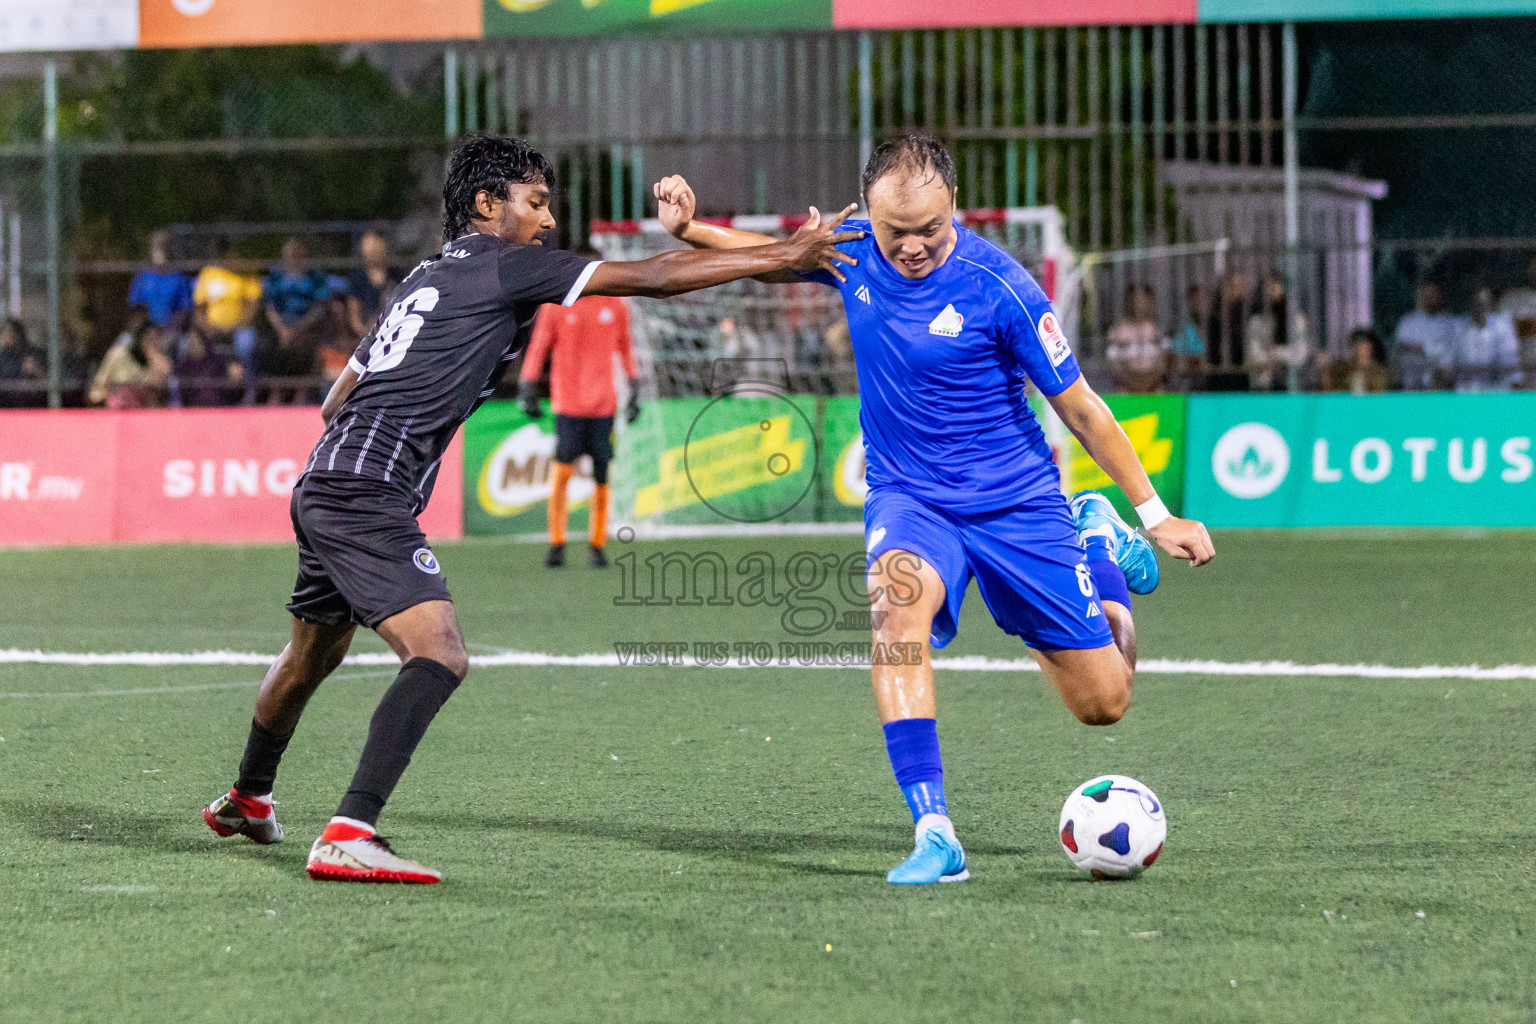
[654,175,696,239]
[782,204,864,283]
[1148,515,1215,567]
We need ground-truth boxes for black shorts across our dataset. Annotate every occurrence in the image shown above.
[554,414,614,466]
[286,473,451,630]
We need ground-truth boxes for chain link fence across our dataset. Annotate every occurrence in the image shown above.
[1,20,1534,407]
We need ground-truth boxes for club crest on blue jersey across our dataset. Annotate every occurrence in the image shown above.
[413,548,441,575]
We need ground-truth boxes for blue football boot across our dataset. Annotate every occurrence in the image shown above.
[887,814,969,885]
[1070,490,1160,595]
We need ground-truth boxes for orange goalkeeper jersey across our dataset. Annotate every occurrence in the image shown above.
[520,296,637,418]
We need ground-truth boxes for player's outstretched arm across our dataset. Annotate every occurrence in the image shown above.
[585,203,861,298]
[652,174,827,284]
[1046,378,1215,567]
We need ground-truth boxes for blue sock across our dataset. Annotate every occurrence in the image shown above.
[1086,555,1131,609]
[882,717,948,822]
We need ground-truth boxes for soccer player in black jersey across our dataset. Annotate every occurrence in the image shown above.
[202,135,861,883]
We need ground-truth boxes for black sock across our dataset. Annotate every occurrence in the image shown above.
[335,657,462,826]
[235,719,293,796]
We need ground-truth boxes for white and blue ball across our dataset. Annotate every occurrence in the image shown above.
[1058,774,1166,879]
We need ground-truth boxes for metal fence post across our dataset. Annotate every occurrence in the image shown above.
[858,32,873,177]
[1282,22,1301,351]
[445,48,460,140]
[43,59,60,410]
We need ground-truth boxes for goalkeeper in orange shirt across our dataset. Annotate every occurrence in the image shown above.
[518,262,640,568]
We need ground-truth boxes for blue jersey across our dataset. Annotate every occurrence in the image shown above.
[806,220,1080,513]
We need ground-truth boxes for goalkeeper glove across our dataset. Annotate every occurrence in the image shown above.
[625,381,642,424]
[517,379,542,421]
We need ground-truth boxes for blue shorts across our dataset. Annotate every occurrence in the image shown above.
[864,487,1115,653]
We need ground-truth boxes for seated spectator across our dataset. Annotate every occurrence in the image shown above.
[1499,252,1536,342]
[260,238,330,404]
[128,230,193,328]
[172,319,243,407]
[346,231,400,339]
[1325,327,1390,394]
[1206,269,1251,391]
[318,273,356,384]
[1168,283,1207,390]
[0,318,44,407]
[1394,280,1456,391]
[1244,277,1311,391]
[193,238,262,403]
[89,306,171,409]
[1448,286,1521,392]
[1104,283,1167,392]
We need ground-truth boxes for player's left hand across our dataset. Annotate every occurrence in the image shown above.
[654,174,696,239]
[1148,516,1215,567]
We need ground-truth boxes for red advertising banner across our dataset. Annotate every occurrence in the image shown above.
[0,411,119,546]
[0,409,462,547]
[832,0,1197,27]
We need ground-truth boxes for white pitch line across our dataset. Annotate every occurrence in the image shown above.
[1,647,1534,688]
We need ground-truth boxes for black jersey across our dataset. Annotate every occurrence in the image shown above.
[302,233,598,512]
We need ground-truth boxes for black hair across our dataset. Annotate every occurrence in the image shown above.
[1348,326,1387,364]
[442,134,557,242]
[860,133,957,204]
[1,317,27,350]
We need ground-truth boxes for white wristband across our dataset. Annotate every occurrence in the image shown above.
[1134,494,1171,530]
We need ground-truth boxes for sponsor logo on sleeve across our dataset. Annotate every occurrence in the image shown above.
[1037,311,1072,367]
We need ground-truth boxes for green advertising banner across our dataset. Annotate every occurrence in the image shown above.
[1186,393,1536,527]
[485,0,830,38]
[614,391,823,526]
[1197,0,1536,22]
[463,401,593,537]
[817,395,865,523]
[1064,393,1186,519]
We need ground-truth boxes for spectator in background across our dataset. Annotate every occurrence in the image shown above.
[346,231,400,339]
[89,305,171,409]
[259,237,330,404]
[1499,253,1536,381]
[0,318,44,407]
[1246,276,1311,392]
[193,237,262,402]
[318,273,355,384]
[1206,268,1251,391]
[1394,280,1455,391]
[1448,285,1521,392]
[127,230,193,328]
[1168,283,1207,390]
[172,318,243,407]
[1325,327,1390,394]
[1104,282,1167,392]
[1498,253,1536,340]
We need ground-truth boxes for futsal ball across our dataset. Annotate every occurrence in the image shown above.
[1058,774,1166,879]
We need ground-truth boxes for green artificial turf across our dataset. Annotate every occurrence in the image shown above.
[1,532,1533,1023]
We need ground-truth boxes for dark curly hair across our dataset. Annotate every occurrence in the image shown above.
[860,133,957,204]
[442,134,556,242]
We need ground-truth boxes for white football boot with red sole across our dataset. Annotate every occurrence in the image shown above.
[203,789,284,845]
[305,819,441,884]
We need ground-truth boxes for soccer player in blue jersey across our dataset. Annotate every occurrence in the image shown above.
[654,134,1215,885]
